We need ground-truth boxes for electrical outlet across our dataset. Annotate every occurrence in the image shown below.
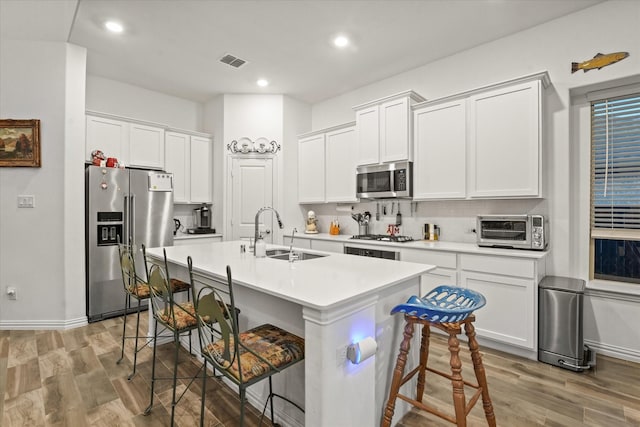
[6,287,17,300]
[335,344,349,367]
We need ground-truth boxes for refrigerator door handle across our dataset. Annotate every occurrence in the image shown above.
[131,194,136,248]
[123,194,129,245]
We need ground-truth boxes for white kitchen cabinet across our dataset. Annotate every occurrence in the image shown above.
[354,91,425,166]
[165,131,213,204]
[190,135,212,203]
[289,237,312,250]
[128,122,165,168]
[86,113,165,169]
[298,133,326,203]
[468,79,543,198]
[165,132,190,202]
[298,122,357,204]
[325,125,357,202]
[459,254,544,352]
[86,114,128,163]
[401,248,458,295]
[413,98,467,200]
[310,239,343,253]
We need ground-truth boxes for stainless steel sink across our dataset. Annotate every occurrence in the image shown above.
[266,249,327,261]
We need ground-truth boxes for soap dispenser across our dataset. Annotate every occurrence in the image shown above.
[255,234,267,258]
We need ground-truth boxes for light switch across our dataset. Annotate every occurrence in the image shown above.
[17,195,35,208]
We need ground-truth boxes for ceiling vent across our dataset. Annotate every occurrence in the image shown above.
[219,53,247,68]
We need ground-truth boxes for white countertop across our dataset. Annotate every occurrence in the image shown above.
[146,240,433,310]
[287,233,548,259]
[174,232,223,240]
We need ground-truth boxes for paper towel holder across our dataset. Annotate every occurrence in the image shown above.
[347,337,378,364]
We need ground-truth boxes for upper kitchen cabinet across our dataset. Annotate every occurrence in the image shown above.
[353,91,425,166]
[413,98,467,200]
[412,71,550,200]
[468,74,549,198]
[85,112,165,169]
[165,131,212,204]
[128,123,165,169]
[298,122,357,204]
[86,114,128,163]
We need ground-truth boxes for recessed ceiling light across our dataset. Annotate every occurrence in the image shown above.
[257,79,269,87]
[105,21,124,33]
[333,35,349,48]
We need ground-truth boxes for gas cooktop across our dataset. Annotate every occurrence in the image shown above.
[350,234,414,243]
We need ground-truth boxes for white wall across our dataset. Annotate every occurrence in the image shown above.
[0,40,87,327]
[86,75,203,131]
[308,0,640,361]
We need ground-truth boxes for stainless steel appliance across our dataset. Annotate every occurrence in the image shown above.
[356,161,412,199]
[350,234,414,243]
[188,203,216,234]
[85,165,174,322]
[538,276,592,372]
[344,245,400,260]
[351,212,372,235]
[476,214,547,250]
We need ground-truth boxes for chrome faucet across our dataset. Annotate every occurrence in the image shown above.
[254,207,284,256]
[289,228,298,262]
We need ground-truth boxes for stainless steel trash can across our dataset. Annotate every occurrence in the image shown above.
[538,276,592,372]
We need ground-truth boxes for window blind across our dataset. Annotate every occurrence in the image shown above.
[591,93,640,235]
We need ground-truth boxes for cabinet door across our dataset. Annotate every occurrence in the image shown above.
[190,136,212,203]
[298,134,326,203]
[311,239,343,253]
[421,268,458,298]
[86,115,128,163]
[460,271,535,350]
[129,123,165,168]
[355,106,380,166]
[165,132,190,203]
[380,97,411,163]
[468,81,541,198]
[413,100,467,199]
[325,126,357,202]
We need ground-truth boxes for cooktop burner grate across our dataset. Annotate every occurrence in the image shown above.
[350,234,414,243]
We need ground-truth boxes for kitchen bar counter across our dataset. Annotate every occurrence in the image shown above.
[146,240,434,427]
[286,232,548,259]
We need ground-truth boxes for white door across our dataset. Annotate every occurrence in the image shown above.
[230,157,275,242]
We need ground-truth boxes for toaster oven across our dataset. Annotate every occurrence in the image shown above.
[477,214,547,250]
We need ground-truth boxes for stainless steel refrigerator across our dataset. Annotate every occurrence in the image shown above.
[85,165,174,322]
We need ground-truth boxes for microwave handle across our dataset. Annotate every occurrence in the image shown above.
[389,169,395,194]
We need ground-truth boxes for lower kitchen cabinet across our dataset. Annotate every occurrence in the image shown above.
[401,248,457,295]
[402,247,545,356]
[459,254,545,352]
[309,239,343,253]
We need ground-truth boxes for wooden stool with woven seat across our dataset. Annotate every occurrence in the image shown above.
[381,286,496,427]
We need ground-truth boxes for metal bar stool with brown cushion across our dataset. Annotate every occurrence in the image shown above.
[142,245,199,426]
[116,242,191,380]
[188,257,305,427]
[381,286,496,427]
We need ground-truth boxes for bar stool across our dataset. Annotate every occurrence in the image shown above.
[381,286,496,427]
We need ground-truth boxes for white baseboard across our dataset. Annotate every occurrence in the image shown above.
[0,316,88,330]
[584,339,640,363]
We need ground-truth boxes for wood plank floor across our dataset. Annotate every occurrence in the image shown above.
[2,311,639,426]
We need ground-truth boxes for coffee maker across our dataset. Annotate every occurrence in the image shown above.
[187,204,216,234]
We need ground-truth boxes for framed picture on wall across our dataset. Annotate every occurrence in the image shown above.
[0,119,41,167]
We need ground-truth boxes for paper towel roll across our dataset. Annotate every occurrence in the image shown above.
[347,336,378,364]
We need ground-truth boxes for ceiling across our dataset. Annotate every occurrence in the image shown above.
[2,0,603,104]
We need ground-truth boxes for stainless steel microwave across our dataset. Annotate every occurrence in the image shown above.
[477,214,547,250]
[356,161,412,199]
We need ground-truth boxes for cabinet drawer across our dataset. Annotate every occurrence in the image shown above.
[401,248,456,269]
[460,254,534,278]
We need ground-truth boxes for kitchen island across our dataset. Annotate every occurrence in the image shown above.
[146,240,433,427]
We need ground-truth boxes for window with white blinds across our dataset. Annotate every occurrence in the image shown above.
[591,93,640,237]
[591,92,640,283]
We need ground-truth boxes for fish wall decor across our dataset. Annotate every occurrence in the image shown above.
[571,52,629,73]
